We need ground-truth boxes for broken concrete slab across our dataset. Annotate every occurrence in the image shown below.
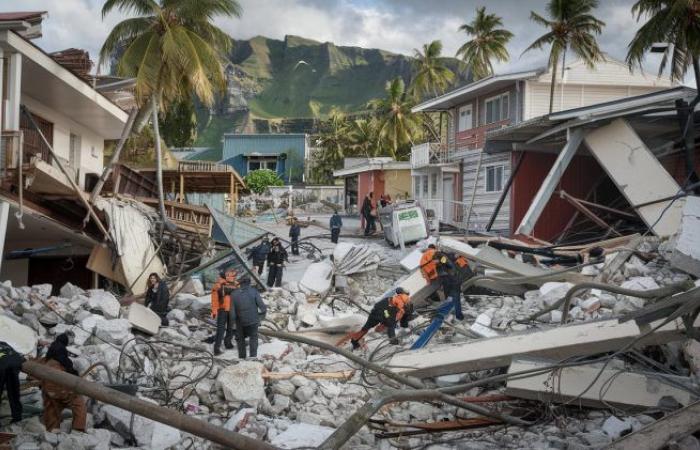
[0,315,38,355]
[87,290,121,319]
[94,319,131,345]
[299,260,333,296]
[388,315,700,378]
[127,303,161,335]
[670,196,700,278]
[505,358,694,410]
[470,313,500,338]
[59,282,85,299]
[102,404,181,450]
[217,361,266,406]
[333,243,381,275]
[270,423,335,449]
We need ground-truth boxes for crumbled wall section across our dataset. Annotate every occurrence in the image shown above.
[670,196,700,278]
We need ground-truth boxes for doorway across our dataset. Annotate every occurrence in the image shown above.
[442,174,454,223]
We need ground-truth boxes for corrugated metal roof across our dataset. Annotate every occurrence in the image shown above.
[223,134,307,161]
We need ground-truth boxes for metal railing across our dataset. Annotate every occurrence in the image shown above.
[179,160,233,173]
[414,197,488,232]
[410,142,449,168]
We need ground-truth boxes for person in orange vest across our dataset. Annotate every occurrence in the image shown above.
[420,244,438,282]
[349,287,413,349]
[211,268,240,355]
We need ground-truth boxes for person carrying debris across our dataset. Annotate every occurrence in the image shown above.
[362,192,376,236]
[145,273,170,326]
[349,287,413,349]
[267,237,288,287]
[289,218,301,256]
[248,236,271,275]
[211,268,240,355]
[330,210,343,244]
[0,341,25,423]
[231,276,267,359]
[40,332,87,432]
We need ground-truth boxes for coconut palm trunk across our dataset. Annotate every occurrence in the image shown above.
[549,57,558,114]
[150,96,169,228]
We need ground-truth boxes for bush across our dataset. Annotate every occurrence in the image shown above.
[244,169,284,194]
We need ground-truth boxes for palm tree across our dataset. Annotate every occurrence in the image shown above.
[524,0,605,113]
[348,118,383,157]
[410,40,455,99]
[315,110,351,172]
[99,0,241,223]
[456,7,513,80]
[627,0,700,84]
[369,78,423,160]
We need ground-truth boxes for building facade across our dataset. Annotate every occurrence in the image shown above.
[333,158,412,214]
[221,133,308,184]
[410,58,673,233]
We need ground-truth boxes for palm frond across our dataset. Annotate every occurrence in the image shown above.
[102,0,159,18]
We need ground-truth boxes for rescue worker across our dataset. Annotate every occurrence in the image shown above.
[211,268,239,355]
[349,287,412,349]
[231,276,267,359]
[289,218,301,256]
[41,333,86,432]
[145,273,170,326]
[267,238,288,287]
[435,252,464,321]
[0,341,24,423]
[419,244,438,282]
[330,210,343,244]
[248,236,271,275]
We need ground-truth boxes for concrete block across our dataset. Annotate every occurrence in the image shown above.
[94,319,131,345]
[87,290,121,319]
[505,358,694,410]
[388,315,700,378]
[0,315,38,355]
[127,303,161,335]
[299,260,333,295]
[270,423,335,449]
[217,361,266,406]
[670,196,700,277]
[103,404,180,449]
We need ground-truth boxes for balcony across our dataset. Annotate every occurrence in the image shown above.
[410,142,449,169]
[456,120,511,152]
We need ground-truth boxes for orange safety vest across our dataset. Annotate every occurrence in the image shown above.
[389,293,410,322]
[454,255,469,269]
[420,248,438,281]
[211,277,239,312]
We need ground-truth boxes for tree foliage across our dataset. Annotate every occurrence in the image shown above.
[244,169,284,194]
[456,7,513,80]
[160,99,198,147]
[410,40,455,99]
[369,78,423,159]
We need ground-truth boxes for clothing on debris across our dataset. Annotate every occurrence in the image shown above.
[0,341,24,423]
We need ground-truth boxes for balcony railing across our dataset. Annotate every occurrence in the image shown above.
[411,142,449,169]
[455,120,510,153]
[179,160,233,173]
[415,197,487,232]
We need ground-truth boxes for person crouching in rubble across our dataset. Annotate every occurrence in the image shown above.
[248,236,271,275]
[211,268,240,355]
[420,244,441,302]
[40,332,87,432]
[349,287,413,349]
[231,276,267,359]
[145,273,170,326]
[435,252,474,321]
[267,237,288,287]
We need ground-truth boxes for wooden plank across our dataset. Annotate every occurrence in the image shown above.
[607,401,700,450]
[262,370,355,381]
[583,119,684,237]
[595,236,643,283]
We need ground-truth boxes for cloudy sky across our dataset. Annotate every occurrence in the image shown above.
[10,0,673,79]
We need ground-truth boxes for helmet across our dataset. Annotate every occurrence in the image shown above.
[395,287,409,296]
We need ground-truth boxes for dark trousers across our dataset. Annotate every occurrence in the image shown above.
[236,324,259,358]
[0,367,22,422]
[267,265,283,287]
[151,307,169,326]
[331,228,340,243]
[364,215,376,235]
[214,310,235,351]
[253,260,265,275]
[351,308,395,341]
[441,278,463,320]
[291,238,299,255]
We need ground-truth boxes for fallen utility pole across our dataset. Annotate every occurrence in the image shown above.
[21,361,277,450]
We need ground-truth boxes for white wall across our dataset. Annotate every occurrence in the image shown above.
[22,95,105,189]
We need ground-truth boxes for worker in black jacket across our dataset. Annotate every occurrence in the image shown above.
[361,192,376,236]
[0,341,24,423]
[348,287,412,349]
[247,237,271,275]
[145,273,170,326]
[289,218,301,256]
[231,276,267,359]
[267,237,288,287]
[330,210,342,243]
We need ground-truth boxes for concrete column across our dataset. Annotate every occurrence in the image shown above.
[0,200,10,274]
[516,128,584,235]
[6,52,22,131]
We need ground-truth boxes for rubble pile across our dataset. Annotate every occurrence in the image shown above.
[1,228,700,450]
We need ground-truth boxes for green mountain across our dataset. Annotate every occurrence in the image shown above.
[195,35,469,149]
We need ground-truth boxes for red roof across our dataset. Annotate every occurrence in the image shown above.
[0,11,46,22]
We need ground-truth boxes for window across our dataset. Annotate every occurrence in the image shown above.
[485,93,509,124]
[413,176,420,198]
[430,173,438,198]
[247,157,277,172]
[458,105,473,131]
[422,175,428,196]
[485,165,505,192]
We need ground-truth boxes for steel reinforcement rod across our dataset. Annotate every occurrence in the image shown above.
[21,361,277,450]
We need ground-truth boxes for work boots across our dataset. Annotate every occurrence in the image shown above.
[214,347,223,356]
[350,339,360,350]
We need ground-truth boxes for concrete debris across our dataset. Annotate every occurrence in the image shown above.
[94,319,132,344]
[506,358,695,410]
[0,314,38,355]
[217,361,266,406]
[270,423,335,449]
[333,243,381,275]
[669,196,700,278]
[299,260,333,295]
[86,290,121,319]
[102,404,181,449]
[127,302,161,335]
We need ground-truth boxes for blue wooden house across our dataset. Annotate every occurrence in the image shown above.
[221,134,309,184]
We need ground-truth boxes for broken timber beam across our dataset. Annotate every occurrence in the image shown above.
[387,315,700,379]
[21,361,277,450]
[606,400,700,450]
[505,358,695,410]
[595,235,644,283]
